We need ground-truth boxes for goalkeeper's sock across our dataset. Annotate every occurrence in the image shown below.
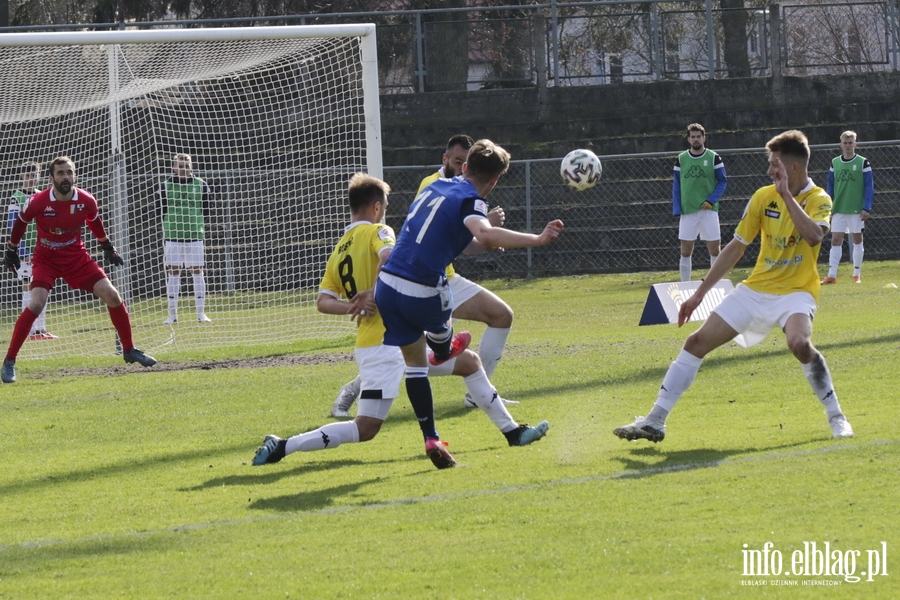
[679,256,692,282]
[709,253,718,270]
[192,271,206,316]
[464,369,516,433]
[479,326,510,379]
[802,352,843,418]
[405,367,438,440]
[285,421,360,454]
[108,302,134,352]
[166,273,180,319]
[6,307,39,361]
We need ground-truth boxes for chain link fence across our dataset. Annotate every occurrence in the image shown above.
[383,140,900,279]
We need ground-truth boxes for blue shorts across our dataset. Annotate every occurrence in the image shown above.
[376,274,452,347]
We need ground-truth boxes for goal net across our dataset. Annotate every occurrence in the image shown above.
[0,25,382,361]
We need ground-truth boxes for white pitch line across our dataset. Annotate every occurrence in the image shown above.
[2,439,895,553]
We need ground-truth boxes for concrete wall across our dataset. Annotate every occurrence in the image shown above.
[381,72,900,165]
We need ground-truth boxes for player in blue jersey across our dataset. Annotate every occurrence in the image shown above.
[375,139,564,468]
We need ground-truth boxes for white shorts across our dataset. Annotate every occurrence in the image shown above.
[449,274,484,309]
[355,344,405,403]
[164,240,206,267]
[714,284,817,348]
[830,213,865,235]
[679,210,721,242]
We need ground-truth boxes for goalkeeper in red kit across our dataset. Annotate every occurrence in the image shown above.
[1,157,157,383]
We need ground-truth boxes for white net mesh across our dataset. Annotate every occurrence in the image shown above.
[0,28,378,360]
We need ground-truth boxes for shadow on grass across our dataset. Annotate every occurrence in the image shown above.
[247,479,384,512]
[503,330,900,401]
[611,438,823,477]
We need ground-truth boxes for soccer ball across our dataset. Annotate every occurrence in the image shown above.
[560,149,602,191]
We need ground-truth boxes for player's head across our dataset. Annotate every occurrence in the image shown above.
[463,139,510,188]
[20,161,41,190]
[173,153,193,178]
[442,134,474,178]
[766,130,810,167]
[686,123,706,150]
[840,130,858,156]
[348,173,390,222]
[49,157,77,196]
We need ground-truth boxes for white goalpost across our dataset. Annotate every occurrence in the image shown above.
[0,25,381,360]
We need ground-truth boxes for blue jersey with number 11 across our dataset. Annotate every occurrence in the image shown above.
[383,177,489,286]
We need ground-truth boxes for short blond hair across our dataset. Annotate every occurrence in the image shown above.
[464,139,510,183]
[840,130,858,142]
[348,172,390,213]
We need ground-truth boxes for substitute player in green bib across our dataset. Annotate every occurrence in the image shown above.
[615,130,853,443]
[156,153,212,324]
[7,161,56,340]
[822,130,874,284]
[673,123,728,281]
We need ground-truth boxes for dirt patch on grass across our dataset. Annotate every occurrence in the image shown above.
[32,352,355,379]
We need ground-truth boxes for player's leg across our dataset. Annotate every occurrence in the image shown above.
[2,284,50,383]
[851,225,864,282]
[678,214,700,282]
[188,242,210,322]
[442,350,548,446]
[614,309,739,442]
[450,276,514,379]
[701,210,721,271]
[784,311,852,438]
[376,275,455,468]
[330,374,362,418]
[91,277,157,367]
[825,222,846,283]
[164,241,181,324]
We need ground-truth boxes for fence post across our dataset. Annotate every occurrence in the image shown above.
[415,12,425,93]
[550,0,560,85]
[650,3,662,80]
[706,0,715,79]
[525,161,533,278]
[769,3,783,101]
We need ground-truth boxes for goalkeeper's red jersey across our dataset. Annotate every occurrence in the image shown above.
[16,187,102,259]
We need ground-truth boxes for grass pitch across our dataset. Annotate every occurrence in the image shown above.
[1,263,898,598]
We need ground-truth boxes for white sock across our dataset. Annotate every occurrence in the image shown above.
[801,353,842,418]
[709,254,718,270]
[166,273,180,318]
[192,272,206,315]
[679,256,692,282]
[650,349,703,421]
[828,245,842,278]
[852,243,864,276]
[478,327,510,379]
[464,369,517,433]
[285,421,360,455]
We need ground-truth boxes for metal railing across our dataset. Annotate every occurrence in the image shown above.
[2,1,898,93]
[383,140,900,279]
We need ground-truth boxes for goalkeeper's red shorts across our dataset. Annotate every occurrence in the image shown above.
[31,249,108,292]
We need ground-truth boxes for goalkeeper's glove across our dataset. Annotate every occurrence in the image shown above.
[99,239,124,266]
[3,241,21,274]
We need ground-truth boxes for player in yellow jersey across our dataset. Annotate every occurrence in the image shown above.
[614,130,853,443]
[252,173,547,467]
[330,134,518,416]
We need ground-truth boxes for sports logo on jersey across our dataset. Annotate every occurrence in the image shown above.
[43,207,57,218]
[377,227,395,243]
[837,170,856,181]
[69,203,85,214]
[767,201,779,209]
[684,165,707,179]
[765,209,780,219]
[474,199,488,216]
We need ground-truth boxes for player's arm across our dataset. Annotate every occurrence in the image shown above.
[462,206,506,254]
[672,161,683,216]
[826,167,835,198]
[678,237,747,326]
[467,216,563,250]
[201,179,213,221]
[155,182,167,216]
[703,158,727,208]
[862,160,874,214]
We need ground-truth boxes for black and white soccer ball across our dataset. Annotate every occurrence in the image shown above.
[560,149,602,191]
